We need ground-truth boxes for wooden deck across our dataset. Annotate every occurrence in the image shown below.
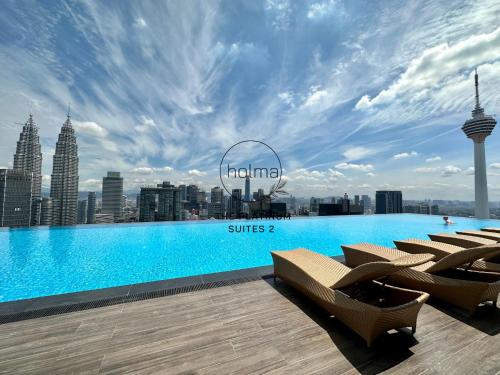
[0,278,499,374]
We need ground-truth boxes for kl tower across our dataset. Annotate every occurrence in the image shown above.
[462,69,496,219]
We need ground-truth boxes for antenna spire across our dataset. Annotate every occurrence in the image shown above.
[474,68,480,110]
[67,103,71,118]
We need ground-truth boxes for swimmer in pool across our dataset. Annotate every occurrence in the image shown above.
[443,216,454,225]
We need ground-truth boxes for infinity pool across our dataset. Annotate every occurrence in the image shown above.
[0,214,497,302]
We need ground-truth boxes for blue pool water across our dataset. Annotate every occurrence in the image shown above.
[0,214,497,302]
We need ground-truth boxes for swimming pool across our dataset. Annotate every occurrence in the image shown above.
[0,214,497,302]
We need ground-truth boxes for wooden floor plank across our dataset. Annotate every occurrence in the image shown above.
[0,279,498,375]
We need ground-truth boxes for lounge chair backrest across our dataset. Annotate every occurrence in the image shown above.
[331,253,434,289]
[425,244,500,273]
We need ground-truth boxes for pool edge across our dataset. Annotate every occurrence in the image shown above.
[0,255,345,324]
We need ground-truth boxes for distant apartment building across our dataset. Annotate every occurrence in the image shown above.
[309,197,322,214]
[209,186,224,218]
[187,185,199,210]
[0,169,33,227]
[229,189,242,217]
[87,192,96,224]
[139,181,181,222]
[102,172,123,220]
[376,191,403,214]
[77,200,88,224]
[361,195,371,213]
[342,193,349,213]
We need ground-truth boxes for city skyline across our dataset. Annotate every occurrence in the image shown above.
[1,1,500,200]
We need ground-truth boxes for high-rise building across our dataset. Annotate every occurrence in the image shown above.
[462,69,496,219]
[354,195,360,206]
[50,114,79,225]
[375,191,402,214]
[40,197,53,226]
[102,171,123,220]
[13,114,42,200]
[210,186,224,218]
[0,169,33,227]
[211,186,224,204]
[310,197,322,213]
[342,193,349,213]
[361,195,371,213]
[77,200,87,224]
[229,189,242,217]
[87,192,96,224]
[139,181,181,222]
[244,176,251,201]
[187,184,199,210]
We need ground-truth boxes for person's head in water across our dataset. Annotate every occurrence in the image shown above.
[443,216,452,224]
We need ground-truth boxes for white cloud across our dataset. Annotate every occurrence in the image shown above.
[73,121,108,138]
[414,167,438,173]
[355,27,500,109]
[441,165,461,177]
[188,169,207,177]
[133,17,147,28]
[131,166,173,174]
[366,172,376,177]
[342,146,376,161]
[415,165,462,177]
[307,0,342,20]
[490,163,500,169]
[303,87,329,108]
[426,156,441,162]
[393,151,418,160]
[465,167,475,175]
[132,167,155,174]
[334,162,374,172]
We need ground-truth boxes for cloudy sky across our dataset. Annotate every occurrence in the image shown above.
[0,0,499,200]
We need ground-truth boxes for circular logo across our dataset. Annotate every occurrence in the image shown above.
[219,140,283,203]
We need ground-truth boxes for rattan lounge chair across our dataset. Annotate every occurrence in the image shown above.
[341,243,500,314]
[428,232,496,248]
[428,233,500,262]
[482,227,500,234]
[271,248,432,347]
[456,230,500,242]
[394,239,500,273]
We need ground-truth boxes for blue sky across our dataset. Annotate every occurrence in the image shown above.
[0,0,499,200]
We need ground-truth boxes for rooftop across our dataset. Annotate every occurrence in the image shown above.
[0,278,498,374]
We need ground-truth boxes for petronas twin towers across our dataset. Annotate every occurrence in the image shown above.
[50,114,79,225]
[13,113,79,226]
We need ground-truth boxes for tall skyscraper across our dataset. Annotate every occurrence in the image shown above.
[13,114,42,200]
[0,169,33,227]
[13,114,43,226]
[77,200,87,224]
[102,171,123,220]
[244,176,251,201]
[375,191,402,214]
[50,114,79,226]
[462,69,496,219]
[87,192,96,224]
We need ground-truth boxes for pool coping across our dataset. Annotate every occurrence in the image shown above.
[0,255,345,324]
